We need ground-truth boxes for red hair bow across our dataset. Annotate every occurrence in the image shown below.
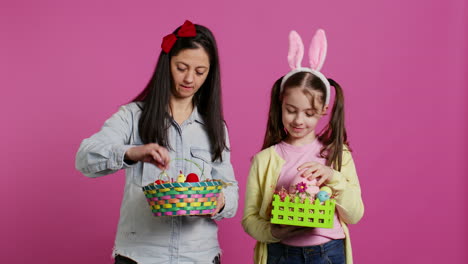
[161,20,197,53]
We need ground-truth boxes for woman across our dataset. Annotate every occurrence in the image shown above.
[76,20,238,264]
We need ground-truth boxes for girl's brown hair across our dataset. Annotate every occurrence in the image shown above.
[261,72,349,171]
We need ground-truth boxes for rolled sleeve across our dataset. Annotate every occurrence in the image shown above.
[76,104,137,178]
[326,147,364,225]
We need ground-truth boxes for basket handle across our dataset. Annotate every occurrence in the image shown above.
[157,171,171,182]
[157,158,205,182]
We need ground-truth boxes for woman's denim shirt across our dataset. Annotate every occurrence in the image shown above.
[76,102,239,264]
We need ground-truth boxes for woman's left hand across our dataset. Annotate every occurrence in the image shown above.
[297,162,335,186]
[211,192,225,216]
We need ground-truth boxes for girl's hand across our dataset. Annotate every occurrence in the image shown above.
[297,162,334,186]
[125,143,170,170]
[271,224,312,240]
[211,192,225,216]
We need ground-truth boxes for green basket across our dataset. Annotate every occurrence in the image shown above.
[270,194,336,228]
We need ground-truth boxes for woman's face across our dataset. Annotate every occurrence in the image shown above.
[170,47,210,100]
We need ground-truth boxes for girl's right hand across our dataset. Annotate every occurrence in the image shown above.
[271,224,312,240]
[124,143,170,170]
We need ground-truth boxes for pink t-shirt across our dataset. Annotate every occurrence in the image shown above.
[274,140,345,246]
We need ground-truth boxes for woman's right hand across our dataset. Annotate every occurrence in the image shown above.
[124,143,170,170]
[271,224,312,240]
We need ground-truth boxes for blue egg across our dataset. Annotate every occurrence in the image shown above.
[317,191,330,202]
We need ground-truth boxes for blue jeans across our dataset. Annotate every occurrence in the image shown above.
[267,239,345,264]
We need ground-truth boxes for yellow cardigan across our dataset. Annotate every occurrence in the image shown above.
[242,146,364,264]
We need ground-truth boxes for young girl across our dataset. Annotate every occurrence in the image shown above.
[76,20,238,264]
[242,29,364,264]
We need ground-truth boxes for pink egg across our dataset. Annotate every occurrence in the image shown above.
[288,170,320,196]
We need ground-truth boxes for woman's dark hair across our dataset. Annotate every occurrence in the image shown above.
[261,72,349,171]
[132,23,226,162]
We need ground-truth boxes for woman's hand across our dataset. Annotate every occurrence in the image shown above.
[297,162,334,186]
[211,192,225,216]
[271,224,312,240]
[124,143,170,170]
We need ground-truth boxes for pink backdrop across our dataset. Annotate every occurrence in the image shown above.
[2,0,467,263]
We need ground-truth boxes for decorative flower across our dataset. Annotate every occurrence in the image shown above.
[295,182,307,193]
[279,192,287,201]
[274,187,289,201]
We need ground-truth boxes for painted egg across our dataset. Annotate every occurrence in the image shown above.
[289,171,320,196]
[320,186,332,196]
[155,179,165,185]
[317,191,330,202]
[185,173,199,182]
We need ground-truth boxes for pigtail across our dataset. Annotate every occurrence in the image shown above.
[318,78,349,171]
[262,77,286,150]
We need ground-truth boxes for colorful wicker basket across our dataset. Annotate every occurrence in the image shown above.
[270,194,336,228]
[141,159,223,216]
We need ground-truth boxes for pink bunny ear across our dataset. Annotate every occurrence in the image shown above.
[309,29,327,71]
[287,31,304,70]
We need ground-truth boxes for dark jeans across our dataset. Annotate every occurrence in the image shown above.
[114,255,137,264]
[267,239,345,264]
[115,254,221,264]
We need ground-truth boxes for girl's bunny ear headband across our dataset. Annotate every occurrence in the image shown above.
[280,29,331,105]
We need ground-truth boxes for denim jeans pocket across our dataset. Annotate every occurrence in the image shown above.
[267,254,286,264]
[324,240,345,264]
[267,243,286,264]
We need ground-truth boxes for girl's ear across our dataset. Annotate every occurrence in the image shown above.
[287,31,304,70]
[309,29,327,71]
[322,105,329,115]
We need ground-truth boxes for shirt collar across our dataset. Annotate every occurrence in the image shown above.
[186,106,205,125]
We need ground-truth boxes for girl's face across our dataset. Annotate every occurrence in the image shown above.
[170,47,210,100]
[281,87,326,146]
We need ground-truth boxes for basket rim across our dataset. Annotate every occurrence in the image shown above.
[272,194,336,205]
[142,180,223,191]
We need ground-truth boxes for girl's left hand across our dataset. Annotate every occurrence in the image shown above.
[211,192,225,216]
[297,162,334,186]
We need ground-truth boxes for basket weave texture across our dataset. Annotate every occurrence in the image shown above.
[142,181,222,216]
